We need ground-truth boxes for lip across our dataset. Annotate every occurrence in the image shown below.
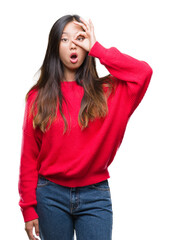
[70,52,78,64]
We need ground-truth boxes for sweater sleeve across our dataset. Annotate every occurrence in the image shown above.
[88,41,153,115]
[18,89,40,222]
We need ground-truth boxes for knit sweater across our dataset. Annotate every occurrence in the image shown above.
[18,41,153,222]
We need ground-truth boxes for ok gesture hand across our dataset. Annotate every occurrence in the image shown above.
[72,17,96,52]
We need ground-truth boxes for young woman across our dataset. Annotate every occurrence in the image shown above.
[18,14,153,240]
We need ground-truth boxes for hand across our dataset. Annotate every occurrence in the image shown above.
[72,17,96,52]
[25,219,40,240]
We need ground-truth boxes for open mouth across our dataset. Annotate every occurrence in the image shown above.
[70,53,78,63]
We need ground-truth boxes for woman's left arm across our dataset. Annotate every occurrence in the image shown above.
[89,41,153,115]
[73,18,153,115]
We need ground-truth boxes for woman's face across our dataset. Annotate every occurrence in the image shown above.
[59,21,87,71]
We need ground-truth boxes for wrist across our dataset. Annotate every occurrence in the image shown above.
[88,41,107,60]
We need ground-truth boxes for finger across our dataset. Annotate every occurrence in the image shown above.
[72,38,85,48]
[29,237,39,240]
[73,21,87,31]
[79,17,90,30]
[74,31,87,39]
[34,221,40,237]
[89,19,94,30]
[80,17,89,27]
[26,229,37,240]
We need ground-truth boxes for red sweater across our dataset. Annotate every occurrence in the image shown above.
[18,41,153,222]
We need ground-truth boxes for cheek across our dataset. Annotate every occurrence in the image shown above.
[79,50,87,62]
[59,45,67,62]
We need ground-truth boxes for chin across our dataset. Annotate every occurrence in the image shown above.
[69,62,82,70]
[63,59,83,71]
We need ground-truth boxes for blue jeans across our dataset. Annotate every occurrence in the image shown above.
[35,176,113,240]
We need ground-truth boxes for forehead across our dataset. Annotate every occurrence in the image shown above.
[62,21,83,35]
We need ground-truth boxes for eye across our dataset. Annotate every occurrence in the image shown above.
[77,36,85,41]
[61,38,68,42]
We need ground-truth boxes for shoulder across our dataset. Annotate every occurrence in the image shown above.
[27,88,38,103]
[25,88,39,114]
[28,88,38,97]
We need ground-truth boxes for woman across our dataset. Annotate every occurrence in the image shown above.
[18,14,153,240]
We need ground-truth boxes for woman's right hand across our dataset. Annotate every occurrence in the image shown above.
[25,219,40,240]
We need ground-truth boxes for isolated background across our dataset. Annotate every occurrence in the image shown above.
[0,0,170,239]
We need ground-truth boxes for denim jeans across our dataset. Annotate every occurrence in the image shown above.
[35,176,113,240]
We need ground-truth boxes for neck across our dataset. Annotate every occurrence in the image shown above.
[63,67,76,82]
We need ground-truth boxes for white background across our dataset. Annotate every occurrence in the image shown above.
[0,0,171,239]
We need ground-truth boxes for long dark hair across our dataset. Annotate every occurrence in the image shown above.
[26,14,116,134]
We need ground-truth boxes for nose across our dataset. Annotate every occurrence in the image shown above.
[70,40,77,49]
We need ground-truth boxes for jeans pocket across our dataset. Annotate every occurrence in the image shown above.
[37,176,50,187]
[89,180,110,191]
